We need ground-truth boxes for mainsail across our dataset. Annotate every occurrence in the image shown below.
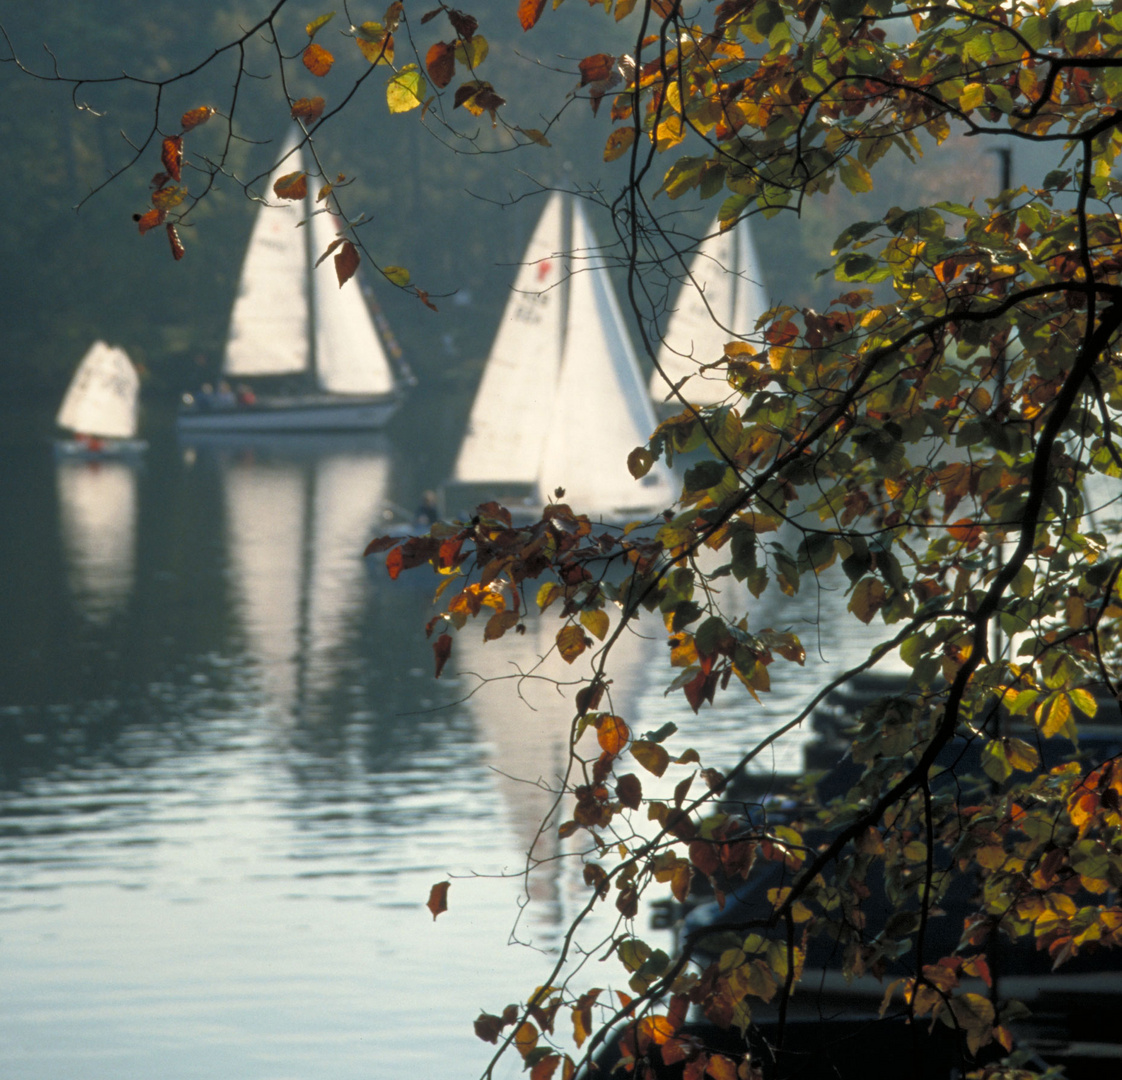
[650,214,769,406]
[55,342,140,440]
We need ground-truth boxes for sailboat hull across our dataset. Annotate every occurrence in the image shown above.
[177,392,400,434]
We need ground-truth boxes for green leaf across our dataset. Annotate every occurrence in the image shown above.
[387,66,425,112]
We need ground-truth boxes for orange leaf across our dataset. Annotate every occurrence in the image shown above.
[273,171,308,201]
[303,42,334,76]
[161,136,183,181]
[166,224,185,261]
[136,207,166,235]
[596,714,630,756]
[530,1055,560,1080]
[426,41,456,88]
[433,633,453,678]
[426,880,450,919]
[291,96,326,123]
[180,105,216,131]
[334,240,360,286]
[518,0,546,31]
[705,1053,739,1080]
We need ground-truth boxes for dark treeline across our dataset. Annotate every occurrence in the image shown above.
[0,2,1005,409]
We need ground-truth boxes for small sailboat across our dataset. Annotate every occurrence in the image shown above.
[446,192,677,522]
[648,213,769,408]
[178,136,406,435]
[54,341,146,459]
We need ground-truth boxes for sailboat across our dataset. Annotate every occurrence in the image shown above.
[177,136,405,434]
[648,213,769,408]
[446,192,677,522]
[54,341,147,458]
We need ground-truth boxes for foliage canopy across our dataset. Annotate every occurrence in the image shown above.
[10,0,1122,1077]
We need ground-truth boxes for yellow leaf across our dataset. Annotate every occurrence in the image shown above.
[580,608,609,641]
[631,740,670,777]
[605,125,636,162]
[948,993,995,1056]
[387,65,425,113]
[959,82,986,111]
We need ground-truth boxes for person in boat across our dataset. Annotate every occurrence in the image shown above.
[235,384,257,407]
[213,381,237,409]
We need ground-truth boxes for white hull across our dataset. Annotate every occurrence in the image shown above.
[177,394,400,434]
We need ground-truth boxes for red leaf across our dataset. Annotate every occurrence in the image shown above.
[180,105,216,131]
[136,207,166,235]
[433,633,453,678]
[426,880,450,919]
[291,96,327,123]
[385,546,404,580]
[334,240,360,287]
[303,42,334,76]
[517,0,546,31]
[426,41,456,88]
[161,136,183,181]
[579,53,615,87]
[166,224,185,261]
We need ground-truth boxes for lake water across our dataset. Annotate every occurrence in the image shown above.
[0,403,881,1080]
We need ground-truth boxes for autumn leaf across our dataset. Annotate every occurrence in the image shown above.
[605,126,636,163]
[306,12,335,38]
[334,240,360,287]
[432,633,453,678]
[631,740,670,777]
[617,773,642,809]
[136,207,166,235]
[151,185,187,211]
[454,80,506,124]
[160,137,184,183]
[384,265,411,286]
[426,880,450,920]
[557,624,589,664]
[166,224,185,261]
[580,608,609,641]
[518,127,551,147]
[273,171,308,201]
[387,65,426,113]
[356,24,395,65]
[426,41,456,88]
[518,0,546,31]
[848,577,886,624]
[180,105,215,131]
[291,97,326,123]
[596,714,630,756]
[579,53,615,87]
[303,42,334,76]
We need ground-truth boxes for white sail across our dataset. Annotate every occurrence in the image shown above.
[650,214,769,406]
[55,342,140,440]
[538,201,677,515]
[56,459,137,622]
[223,137,310,379]
[451,192,567,486]
[310,209,397,395]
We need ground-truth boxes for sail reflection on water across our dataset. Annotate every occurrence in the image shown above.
[211,436,393,722]
[55,458,138,623]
